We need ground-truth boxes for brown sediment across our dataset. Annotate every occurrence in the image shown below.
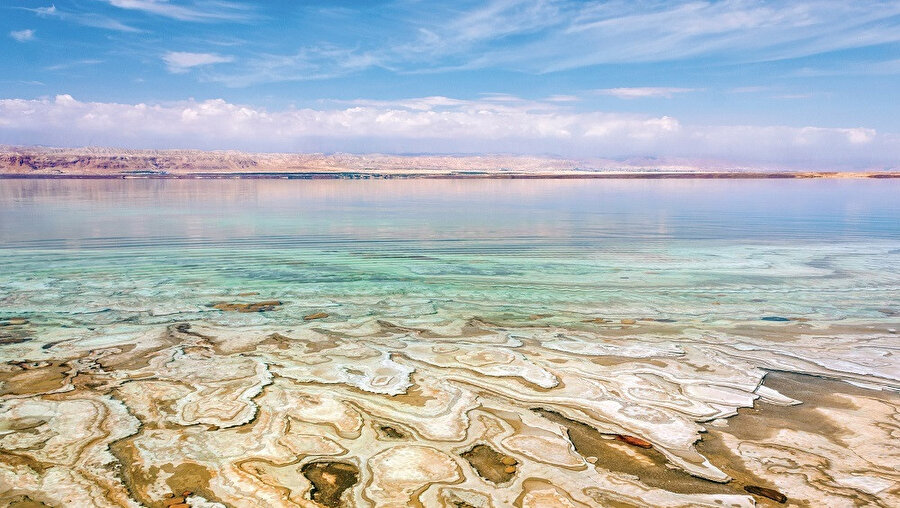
[108,437,159,507]
[0,337,33,345]
[614,434,653,449]
[745,485,787,503]
[4,319,899,506]
[109,427,223,508]
[695,371,900,507]
[259,332,293,350]
[590,357,670,368]
[376,424,407,439]
[448,500,477,508]
[517,478,622,508]
[163,464,214,504]
[210,300,282,312]
[385,381,435,407]
[110,440,220,508]
[700,372,868,443]
[0,319,33,345]
[301,337,341,354]
[2,496,53,508]
[93,343,153,371]
[459,444,517,484]
[0,451,50,475]
[533,409,735,495]
[173,323,215,341]
[300,461,359,507]
[373,319,429,336]
[0,361,69,395]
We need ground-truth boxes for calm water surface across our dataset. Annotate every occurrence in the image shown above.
[1,178,898,327]
[2,178,900,507]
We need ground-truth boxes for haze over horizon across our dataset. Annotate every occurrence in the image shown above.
[2,0,900,168]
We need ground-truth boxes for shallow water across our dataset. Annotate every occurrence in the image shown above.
[1,179,898,507]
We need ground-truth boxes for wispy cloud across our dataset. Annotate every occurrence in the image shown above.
[594,87,699,99]
[729,86,772,94]
[795,58,900,77]
[204,46,381,87]
[9,29,35,42]
[531,0,900,71]
[0,94,894,168]
[0,80,45,86]
[545,95,580,103]
[772,93,813,100]
[104,0,255,22]
[45,59,105,72]
[190,1,900,86]
[163,51,234,73]
[27,4,142,32]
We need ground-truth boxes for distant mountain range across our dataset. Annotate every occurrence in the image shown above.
[1,146,896,178]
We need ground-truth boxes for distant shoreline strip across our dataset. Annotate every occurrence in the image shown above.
[1,172,898,180]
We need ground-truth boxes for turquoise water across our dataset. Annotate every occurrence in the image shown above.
[2,178,900,507]
[1,178,898,330]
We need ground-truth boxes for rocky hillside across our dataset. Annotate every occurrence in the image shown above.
[1,146,894,178]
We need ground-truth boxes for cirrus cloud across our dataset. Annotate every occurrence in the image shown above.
[163,51,234,73]
[594,87,700,99]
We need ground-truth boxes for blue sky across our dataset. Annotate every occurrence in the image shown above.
[2,0,900,167]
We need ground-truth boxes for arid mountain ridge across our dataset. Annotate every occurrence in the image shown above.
[1,146,896,178]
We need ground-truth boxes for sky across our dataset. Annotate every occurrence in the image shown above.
[2,0,900,168]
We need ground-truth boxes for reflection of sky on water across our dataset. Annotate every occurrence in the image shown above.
[1,179,898,249]
[1,179,898,326]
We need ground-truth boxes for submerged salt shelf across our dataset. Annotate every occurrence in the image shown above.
[1,179,899,507]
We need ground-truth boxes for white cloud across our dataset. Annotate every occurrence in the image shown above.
[163,51,234,73]
[28,4,141,32]
[9,29,35,42]
[177,1,900,86]
[205,46,381,87]
[594,87,699,99]
[45,59,105,71]
[391,0,900,75]
[0,94,895,168]
[105,0,253,22]
[545,95,580,102]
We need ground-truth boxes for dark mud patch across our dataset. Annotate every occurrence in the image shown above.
[210,301,282,313]
[745,485,787,503]
[533,408,734,495]
[460,444,517,484]
[301,461,359,507]
[376,424,407,439]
